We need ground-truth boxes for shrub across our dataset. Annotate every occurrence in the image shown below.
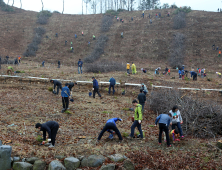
[36,135,43,142]
[35,27,46,36]
[173,12,186,29]
[0,0,14,12]
[106,9,119,16]
[37,16,48,25]
[101,15,113,32]
[53,11,60,14]
[117,8,126,12]
[174,6,191,14]
[37,10,52,18]
[48,87,53,92]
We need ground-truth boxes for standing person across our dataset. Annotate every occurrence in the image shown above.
[93,35,96,40]
[212,44,215,50]
[18,56,21,63]
[88,41,90,46]
[219,50,221,57]
[70,41,73,47]
[137,89,146,113]
[35,121,59,148]
[168,68,171,75]
[190,71,197,81]
[169,105,184,138]
[165,66,169,75]
[131,62,137,74]
[150,19,152,24]
[58,60,60,68]
[181,70,185,80]
[50,79,62,95]
[109,77,116,95]
[201,68,204,78]
[75,34,77,38]
[178,69,182,79]
[156,13,158,18]
[121,32,123,38]
[92,77,102,99]
[128,100,143,139]
[155,67,160,75]
[131,17,133,21]
[141,83,148,95]
[78,59,83,74]
[149,13,150,18]
[155,113,172,147]
[126,62,130,74]
[97,118,123,142]
[82,31,84,36]
[61,83,70,112]
[65,40,67,45]
[42,61,45,67]
[70,47,74,53]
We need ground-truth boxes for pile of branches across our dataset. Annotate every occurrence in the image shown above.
[150,89,222,138]
[23,27,46,57]
[173,12,186,29]
[168,33,185,69]
[85,60,125,73]
[101,15,113,32]
[84,35,109,63]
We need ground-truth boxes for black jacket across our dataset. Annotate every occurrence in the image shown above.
[53,80,62,89]
[137,93,146,104]
[68,82,74,91]
[40,121,59,140]
[58,61,60,65]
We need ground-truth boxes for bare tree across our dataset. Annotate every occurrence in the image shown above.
[91,0,98,14]
[12,0,14,6]
[62,0,64,14]
[20,0,22,8]
[82,0,84,14]
[41,0,44,11]
[84,0,91,14]
[100,0,102,13]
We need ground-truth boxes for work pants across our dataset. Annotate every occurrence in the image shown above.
[98,123,122,140]
[172,122,183,137]
[93,88,101,98]
[159,123,170,146]
[56,85,62,95]
[130,120,143,138]
[51,123,59,146]
[109,85,115,95]
[62,97,69,109]
[78,67,82,74]
[139,103,145,113]
[193,74,197,81]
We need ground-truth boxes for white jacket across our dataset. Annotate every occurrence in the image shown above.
[169,110,183,124]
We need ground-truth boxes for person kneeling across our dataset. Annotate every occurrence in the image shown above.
[98,118,123,142]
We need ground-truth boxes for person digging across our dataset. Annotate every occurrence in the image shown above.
[50,79,62,95]
[61,83,70,113]
[35,121,59,148]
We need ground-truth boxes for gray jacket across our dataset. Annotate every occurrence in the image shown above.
[169,110,183,124]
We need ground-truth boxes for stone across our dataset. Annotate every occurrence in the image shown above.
[108,154,125,162]
[77,155,84,161]
[26,157,39,164]
[0,142,12,170]
[123,159,135,170]
[81,155,105,167]
[48,160,66,170]
[13,157,20,162]
[13,162,33,170]
[54,155,65,160]
[33,160,46,170]
[100,164,115,170]
[64,157,80,170]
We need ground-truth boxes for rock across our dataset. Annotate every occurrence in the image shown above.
[123,160,134,170]
[54,155,65,160]
[48,160,66,170]
[108,154,125,162]
[81,155,105,167]
[22,158,26,162]
[33,160,46,170]
[13,157,20,162]
[77,155,84,161]
[100,164,115,170]
[64,157,80,170]
[0,142,12,170]
[13,162,33,170]
[26,157,39,164]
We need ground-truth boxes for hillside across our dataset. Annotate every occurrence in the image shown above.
[0,7,222,70]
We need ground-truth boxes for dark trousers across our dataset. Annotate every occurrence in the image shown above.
[130,120,143,138]
[109,85,115,94]
[93,88,101,98]
[193,74,197,81]
[127,69,129,74]
[159,123,170,146]
[140,103,144,113]
[172,122,183,137]
[56,85,62,95]
[98,123,122,140]
[51,123,59,146]
[62,97,69,109]
[58,64,60,68]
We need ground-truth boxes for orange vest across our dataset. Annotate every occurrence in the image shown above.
[219,51,221,54]
[168,69,170,73]
[18,57,21,60]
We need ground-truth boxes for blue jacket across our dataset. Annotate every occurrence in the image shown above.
[155,114,171,127]
[93,79,99,88]
[178,70,181,74]
[181,70,185,75]
[61,86,70,97]
[75,34,77,38]
[106,118,122,133]
[190,71,197,77]
[78,61,83,67]
[109,77,116,86]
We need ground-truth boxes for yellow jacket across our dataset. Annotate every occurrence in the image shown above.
[126,63,130,69]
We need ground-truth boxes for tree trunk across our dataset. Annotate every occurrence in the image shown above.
[86,2,87,14]
[100,0,102,13]
[12,0,14,6]
[20,0,22,8]
[105,0,106,12]
[62,0,64,14]
[82,0,84,15]
[41,0,44,11]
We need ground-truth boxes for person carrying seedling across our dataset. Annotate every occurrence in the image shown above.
[92,77,102,99]
[78,59,83,74]
[61,83,70,113]
[141,83,148,95]
[109,76,116,95]
[169,128,180,143]
[50,79,62,95]
[18,56,21,63]
[126,62,130,74]
[97,118,123,142]
[35,121,59,148]
[128,100,143,140]
[155,113,172,147]
[131,62,137,74]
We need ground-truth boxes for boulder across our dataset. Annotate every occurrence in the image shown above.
[13,157,20,162]
[26,157,39,164]
[81,155,105,167]
[100,164,115,170]
[33,160,46,170]
[64,157,80,170]
[48,160,66,170]
[13,162,33,170]
[77,155,84,161]
[0,142,12,170]
[123,160,134,170]
[108,154,125,162]
[54,155,65,160]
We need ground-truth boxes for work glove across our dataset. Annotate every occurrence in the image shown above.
[138,120,141,124]
[47,139,51,142]
[92,88,94,91]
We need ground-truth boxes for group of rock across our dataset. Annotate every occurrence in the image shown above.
[11,154,149,170]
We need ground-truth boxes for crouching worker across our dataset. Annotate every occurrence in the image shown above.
[98,118,123,142]
[35,121,59,148]
[169,128,180,143]
[50,79,62,95]
[155,113,172,147]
